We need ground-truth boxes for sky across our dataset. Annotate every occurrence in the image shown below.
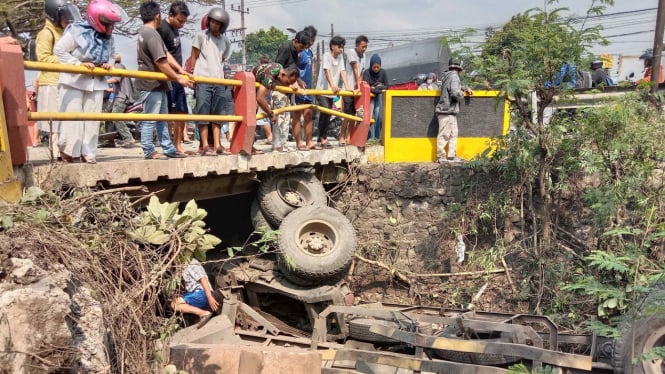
[26,0,658,86]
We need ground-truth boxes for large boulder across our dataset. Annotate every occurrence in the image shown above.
[0,258,109,373]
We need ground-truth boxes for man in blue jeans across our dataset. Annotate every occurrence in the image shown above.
[135,1,193,160]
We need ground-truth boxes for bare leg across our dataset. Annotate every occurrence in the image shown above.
[198,123,209,151]
[264,123,273,142]
[172,299,210,317]
[212,123,222,151]
[168,121,175,141]
[292,110,303,148]
[303,108,313,148]
[183,123,192,142]
[173,119,186,153]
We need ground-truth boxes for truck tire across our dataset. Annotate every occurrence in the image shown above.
[250,198,273,231]
[612,282,665,374]
[259,170,328,227]
[430,325,519,366]
[277,205,356,286]
[348,319,401,344]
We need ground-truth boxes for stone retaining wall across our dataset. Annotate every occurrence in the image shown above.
[335,163,497,274]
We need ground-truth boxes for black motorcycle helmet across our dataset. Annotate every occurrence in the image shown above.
[206,7,230,34]
[45,0,82,27]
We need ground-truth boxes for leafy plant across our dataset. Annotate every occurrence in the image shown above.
[226,226,280,257]
[508,364,557,374]
[128,196,221,264]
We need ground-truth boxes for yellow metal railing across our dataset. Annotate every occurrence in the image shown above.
[25,61,242,87]
[25,61,372,124]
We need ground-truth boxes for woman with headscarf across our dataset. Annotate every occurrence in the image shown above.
[54,0,126,163]
[362,53,388,142]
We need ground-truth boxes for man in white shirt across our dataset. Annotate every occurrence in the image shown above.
[340,35,368,146]
[315,36,352,148]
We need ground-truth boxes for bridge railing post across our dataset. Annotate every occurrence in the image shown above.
[230,72,257,155]
[0,43,29,165]
[349,82,371,147]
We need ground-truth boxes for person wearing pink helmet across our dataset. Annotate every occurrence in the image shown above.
[53,0,126,164]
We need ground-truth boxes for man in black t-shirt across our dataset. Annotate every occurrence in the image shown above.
[274,30,311,71]
[157,1,192,154]
[136,0,193,159]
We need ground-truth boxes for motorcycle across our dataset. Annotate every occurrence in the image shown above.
[98,101,143,147]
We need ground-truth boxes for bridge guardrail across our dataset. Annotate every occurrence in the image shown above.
[1,51,372,165]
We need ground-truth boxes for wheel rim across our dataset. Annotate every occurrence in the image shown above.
[641,324,665,373]
[294,219,337,256]
[276,177,314,207]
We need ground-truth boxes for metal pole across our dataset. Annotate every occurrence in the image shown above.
[241,0,247,68]
[651,0,665,92]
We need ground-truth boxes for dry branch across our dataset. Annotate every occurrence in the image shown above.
[354,254,511,286]
[1,187,180,373]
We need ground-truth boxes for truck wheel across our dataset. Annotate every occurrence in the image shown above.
[259,170,328,227]
[277,205,356,286]
[613,283,665,374]
[348,318,401,344]
[430,325,519,365]
[250,198,273,231]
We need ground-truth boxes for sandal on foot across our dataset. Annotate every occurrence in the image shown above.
[215,147,231,155]
[322,143,333,149]
[145,151,167,160]
[307,144,323,150]
[60,153,74,163]
[83,156,97,164]
[251,147,265,155]
[199,149,217,157]
[164,151,187,158]
[297,145,310,151]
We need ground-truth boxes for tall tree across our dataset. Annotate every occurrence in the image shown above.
[475,0,613,312]
[2,1,218,46]
[230,26,288,67]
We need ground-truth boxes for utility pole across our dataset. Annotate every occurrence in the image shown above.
[330,23,334,38]
[651,0,665,93]
[230,0,249,68]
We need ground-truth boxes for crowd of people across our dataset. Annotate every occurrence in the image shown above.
[32,0,392,162]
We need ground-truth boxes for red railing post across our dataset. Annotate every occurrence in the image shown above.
[0,43,29,165]
[230,72,257,155]
[349,81,371,147]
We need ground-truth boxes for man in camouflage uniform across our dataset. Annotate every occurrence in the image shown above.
[252,63,300,152]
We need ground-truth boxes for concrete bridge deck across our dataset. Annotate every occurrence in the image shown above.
[17,140,381,201]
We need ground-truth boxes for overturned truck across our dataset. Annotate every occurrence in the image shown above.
[170,168,664,374]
